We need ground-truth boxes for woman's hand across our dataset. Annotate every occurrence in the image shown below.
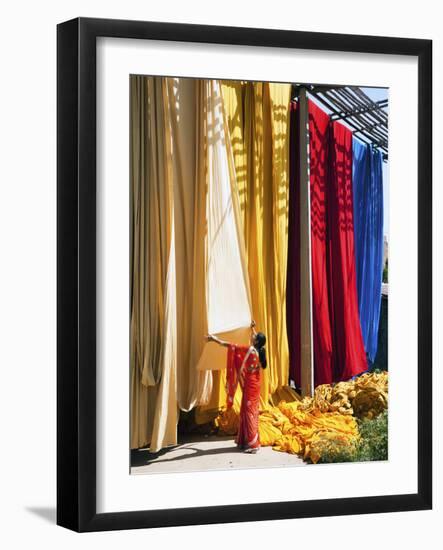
[205,334,229,347]
[250,320,256,329]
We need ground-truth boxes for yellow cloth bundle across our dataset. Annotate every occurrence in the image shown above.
[215,372,388,463]
[299,371,388,419]
[271,401,360,463]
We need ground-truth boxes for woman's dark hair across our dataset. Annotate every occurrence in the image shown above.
[254,332,267,369]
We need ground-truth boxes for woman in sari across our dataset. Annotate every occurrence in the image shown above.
[206,321,267,453]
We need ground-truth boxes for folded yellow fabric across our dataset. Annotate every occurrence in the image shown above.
[272,401,360,463]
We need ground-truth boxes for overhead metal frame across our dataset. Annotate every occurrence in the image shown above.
[292,84,389,161]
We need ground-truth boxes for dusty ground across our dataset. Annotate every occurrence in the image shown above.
[131,434,306,475]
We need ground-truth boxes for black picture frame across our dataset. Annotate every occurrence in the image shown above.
[57,17,432,532]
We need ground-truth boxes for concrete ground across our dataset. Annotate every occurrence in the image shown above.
[131,434,306,475]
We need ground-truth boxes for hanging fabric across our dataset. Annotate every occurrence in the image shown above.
[327,120,368,381]
[198,81,292,413]
[242,82,291,402]
[196,79,252,374]
[220,81,248,230]
[131,76,294,448]
[286,101,301,385]
[352,139,384,362]
[286,99,335,388]
[130,76,177,450]
[195,81,250,423]
[166,77,213,411]
[308,101,335,386]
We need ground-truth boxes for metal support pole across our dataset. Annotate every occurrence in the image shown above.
[298,88,314,397]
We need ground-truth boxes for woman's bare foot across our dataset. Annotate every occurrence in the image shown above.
[243,447,259,454]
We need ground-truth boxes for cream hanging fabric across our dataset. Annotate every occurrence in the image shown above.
[166,78,213,410]
[130,76,177,450]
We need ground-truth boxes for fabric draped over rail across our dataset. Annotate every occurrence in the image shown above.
[286,99,367,388]
[352,140,384,362]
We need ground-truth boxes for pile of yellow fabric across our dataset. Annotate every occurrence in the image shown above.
[215,371,388,463]
[259,402,360,463]
[299,371,388,419]
[351,371,388,419]
[216,395,359,463]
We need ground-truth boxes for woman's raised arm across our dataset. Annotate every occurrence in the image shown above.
[205,334,230,348]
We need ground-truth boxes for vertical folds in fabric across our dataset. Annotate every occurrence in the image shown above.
[309,101,334,386]
[166,78,213,411]
[130,76,177,450]
[205,80,252,336]
[220,81,248,229]
[352,139,384,362]
[327,121,367,380]
[286,102,301,385]
[196,80,252,376]
[133,77,254,441]
[287,99,335,388]
[242,82,291,401]
[286,100,368,387]
[130,77,304,450]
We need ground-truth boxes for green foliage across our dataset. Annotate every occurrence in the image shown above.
[317,410,388,464]
[356,409,388,461]
[312,439,359,464]
[383,259,388,283]
[369,366,386,374]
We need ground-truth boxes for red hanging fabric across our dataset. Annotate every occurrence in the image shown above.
[308,101,334,386]
[327,120,367,381]
[286,101,301,385]
[286,99,366,388]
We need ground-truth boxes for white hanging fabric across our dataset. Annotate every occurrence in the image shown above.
[197,80,253,371]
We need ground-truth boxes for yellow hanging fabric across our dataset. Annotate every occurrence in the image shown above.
[238,81,291,401]
[268,83,292,391]
[220,81,248,229]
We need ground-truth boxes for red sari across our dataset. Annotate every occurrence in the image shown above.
[226,344,261,451]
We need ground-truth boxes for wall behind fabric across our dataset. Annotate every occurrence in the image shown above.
[0,1,440,547]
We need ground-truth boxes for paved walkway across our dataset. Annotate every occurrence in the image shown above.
[131,434,306,475]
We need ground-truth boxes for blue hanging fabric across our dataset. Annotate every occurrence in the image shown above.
[352,139,384,363]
